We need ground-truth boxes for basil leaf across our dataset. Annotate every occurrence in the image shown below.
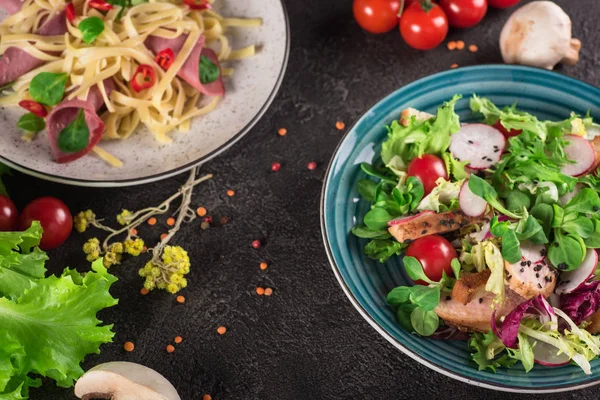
[564,188,600,215]
[408,285,441,311]
[199,55,220,84]
[468,175,521,219]
[410,307,439,336]
[584,220,600,248]
[357,179,377,202]
[387,286,411,306]
[451,258,461,280]
[562,217,594,239]
[502,230,522,263]
[361,162,396,183]
[552,204,565,228]
[506,190,531,213]
[29,72,68,106]
[530,203,553,238]
[403,256,433,284]
[79,17,105,44]
[396,303,417,332]
[364,208,393,231]
[548,230,586,271]
[516,215,548,244]
[58,109,89,153]
[351,225,390,239]
[364,239,403,263]
[17,113,45,132]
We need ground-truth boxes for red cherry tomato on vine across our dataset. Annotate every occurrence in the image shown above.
[18,197,72,250]
[399,1,448,50]
[0,195,18,231]
[439,0,487,28]
[406,235,457,285]
[353,0,402,34]
[407,154,448,196]
[488,0,519,8]
[493,120,522,138]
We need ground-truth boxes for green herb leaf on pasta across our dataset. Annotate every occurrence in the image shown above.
[29,72,68,106]
[79,16,105,44]
[199,55,220,84]
[16,114,45,133]
[58,109,89,153]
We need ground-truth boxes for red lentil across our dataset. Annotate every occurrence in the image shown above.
[468,44,478,52]
[227,190,235,197]
[140,288,149,295]
[335,121,345,130]
[166,217,175,226]
[147,217,157,226]
[166,345,175,353]
[174,336,183,344]
[260,262,268,270]
[124,341,135,352]
[307,162,317,170]
[277,128,287,136]
[176,295,185,304]
[217,326,227,335]
[264,288,273,296]
[197,207,207,217]
[256,287,265,295]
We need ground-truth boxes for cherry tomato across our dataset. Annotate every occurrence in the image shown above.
[353,0,402,34]
[488,0,519,8]
[406,235,457,285]
[0,195,18,231]
[400,2,448,50]
[439,0,487,28]
[18,197,72,250]
[407,154,448,196]
[493,120,522,138]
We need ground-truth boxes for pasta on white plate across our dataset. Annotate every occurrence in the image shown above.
[0,0,261,166]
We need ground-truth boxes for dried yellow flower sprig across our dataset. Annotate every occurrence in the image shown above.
[75,168,212,291]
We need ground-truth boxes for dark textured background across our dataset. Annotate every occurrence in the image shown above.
[5,0,599,398]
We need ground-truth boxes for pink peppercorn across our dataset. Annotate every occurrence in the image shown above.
[271,162,281,172]
[307,162,317,170]
[252,240,261,249]
[204,216,213,224]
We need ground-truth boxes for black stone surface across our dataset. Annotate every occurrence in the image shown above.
[5,0,600,398]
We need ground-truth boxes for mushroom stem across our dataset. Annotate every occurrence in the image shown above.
[561,38,582,66]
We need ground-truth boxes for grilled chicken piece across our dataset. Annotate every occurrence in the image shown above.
[388,210,490,245]
[435,273,525,332]
[504,260,556,299]
[452,270,491,305]
[585,309,600,334]
[400,108,434,127]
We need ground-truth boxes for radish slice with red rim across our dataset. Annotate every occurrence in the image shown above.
[459,180,487,217]
[533,340,571,367]
[449,124,506,170]
[556,249,598,295]
[561,135,596,177]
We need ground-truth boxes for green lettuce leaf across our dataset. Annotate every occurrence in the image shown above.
[417,178,464,213]
[469,330,518,372]
[0,259,118,394]
[381,95,461,165]
[483,242,505,306]
[0,223,47,300]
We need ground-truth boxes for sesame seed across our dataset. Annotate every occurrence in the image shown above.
[468,140,473,144]
[520,261,527,266]
[446,296,451,301]
[520,268,524,273]
[538,283,542,289]
[536,273,539,278]
[478,298,483,304]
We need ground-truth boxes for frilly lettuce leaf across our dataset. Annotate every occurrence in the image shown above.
[0,258,118,396]
[417,178,463,213]
[483,242,505,307]
[381,95,461,165]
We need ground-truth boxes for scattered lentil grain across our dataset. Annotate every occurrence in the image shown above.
[227,190,235,197]
[140,288,149,295]
[335,121,345,130]
[447,41,457,50]
[124,342,135,352]
[160,233,168,240]
[450,63,459,69]
[166,217,175,226]
[256,287,265,295]
[147,217,157,226]
[196,207,207,217]
[176,295,185,304]
[456,40,465,50]
[174,336,183,344]
[260,262,268,270]
[468,44,478,52]
[217,326,227,335]
[307,161,317,170]
[265,288,273,296]
[252,240,261,249]
[219,216,230,225]
[277,128,287,136]
[166,345,175,353]
[203,395,212,400]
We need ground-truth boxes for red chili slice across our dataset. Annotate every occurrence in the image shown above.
[155,48,175,70]
[89,0,113,11]
[130,64,156,92]
[19,100,48,118]
[66,2,76,23]
[183,0,213,10]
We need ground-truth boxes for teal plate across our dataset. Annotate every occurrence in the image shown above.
[320,65,600,393]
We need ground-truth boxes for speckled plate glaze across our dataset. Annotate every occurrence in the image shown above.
[321,65,600,393]
[0,0,289,187]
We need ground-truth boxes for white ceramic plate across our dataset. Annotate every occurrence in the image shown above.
[0,0,289,187]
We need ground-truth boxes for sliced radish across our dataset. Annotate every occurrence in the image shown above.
[555,249,598,295]
[533,340,571,367]
[560,183,583,206]
[449,124,506,170]
[459,180,487,217]
[561,135,596,177]
[520,242,547,264]
[388,210,434,226]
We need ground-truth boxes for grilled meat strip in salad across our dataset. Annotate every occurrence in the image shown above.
[353,95,600,374]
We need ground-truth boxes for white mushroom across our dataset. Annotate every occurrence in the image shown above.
[74,362,181,400]
[499,1,581,70]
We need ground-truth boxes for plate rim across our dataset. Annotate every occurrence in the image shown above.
[0,0,291,188]
[320,64,600,393]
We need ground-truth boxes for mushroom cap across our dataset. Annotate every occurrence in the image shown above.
[500,1,572,69]
[74,362,181,400]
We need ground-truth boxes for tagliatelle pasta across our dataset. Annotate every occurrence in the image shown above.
[0,0,262,166]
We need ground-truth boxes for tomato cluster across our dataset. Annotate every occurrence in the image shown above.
[353,0,520,50]
[0,195,72,250]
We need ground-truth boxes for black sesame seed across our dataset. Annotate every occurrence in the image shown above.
[538,283,542,289]
[507,275,512,280]
[479,298,483,304]
[494,149,500,153]
[536,273,540,278]
[527,261,531,266]
[533,179,539,184]
[448,219,455,225]
[520,268,524,273]
[520,261,527,266]
[545,276,552,282]
[490,165,497,171]
[594,206,600,212]
[403,239,413,244]
[558,263,568,270]
[468,140,474,144]
[482,155,487,160]
[534,265,542,272]
[540,249,547,256]
[487,158,493,162]
[446,296,451,301]
[421,230,427,235]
